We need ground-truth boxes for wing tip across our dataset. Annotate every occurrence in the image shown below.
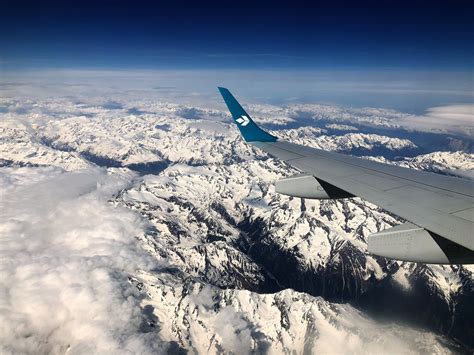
[217,87,278,143]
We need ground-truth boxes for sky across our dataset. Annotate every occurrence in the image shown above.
[1,0,473,70]
[0,0,473,112]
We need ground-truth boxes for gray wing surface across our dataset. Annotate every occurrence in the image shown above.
[253,141,474,251]
[218,87,474,264]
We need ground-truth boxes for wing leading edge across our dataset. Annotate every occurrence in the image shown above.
[218,87,474,264]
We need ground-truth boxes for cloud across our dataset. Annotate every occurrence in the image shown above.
[398,104,474,137]
[0,167,166,354]
[3,69,472,109]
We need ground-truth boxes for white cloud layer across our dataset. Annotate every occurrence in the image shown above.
[0,167,164,354]
[398,104,474,137]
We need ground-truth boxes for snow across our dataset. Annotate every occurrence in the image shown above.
[325,123,359,131]
[0,83,472,353]
[140,275,453,354]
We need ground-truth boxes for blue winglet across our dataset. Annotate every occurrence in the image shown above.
[218,87,277,142]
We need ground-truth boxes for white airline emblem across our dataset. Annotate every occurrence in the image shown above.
[236,115,250,127]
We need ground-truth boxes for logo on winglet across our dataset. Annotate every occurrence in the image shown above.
[236,115,250,127]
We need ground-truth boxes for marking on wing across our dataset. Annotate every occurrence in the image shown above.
[236,115,250,126]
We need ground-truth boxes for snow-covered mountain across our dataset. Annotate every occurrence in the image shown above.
[0,92,473,354]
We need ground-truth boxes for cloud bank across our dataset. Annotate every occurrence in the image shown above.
[399,104,474,138]
[0,167,165,354]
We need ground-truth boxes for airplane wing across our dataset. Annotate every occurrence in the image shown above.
[218,87,474,264]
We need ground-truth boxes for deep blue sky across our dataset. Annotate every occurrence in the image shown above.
[1,0,473,70]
